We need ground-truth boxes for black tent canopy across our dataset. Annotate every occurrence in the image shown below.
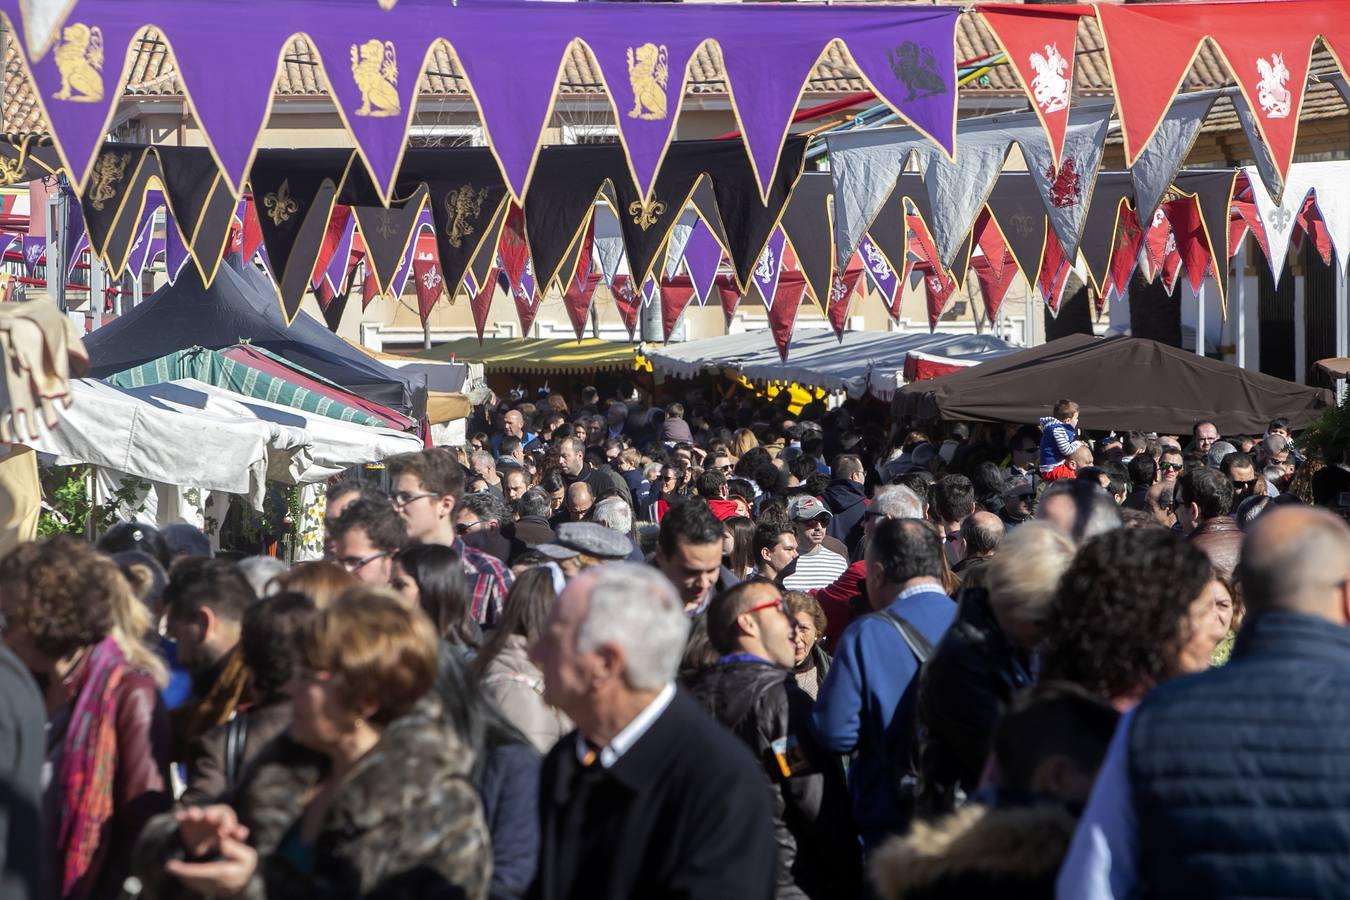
[85,258,426,418]
[895,335,1332,435]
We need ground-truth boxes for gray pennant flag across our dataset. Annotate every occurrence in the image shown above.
[922,116,1025,269]
[1233,95,1284,205]
[826,126,929,271]
[1132,93,1217,229]
[1016,104,1112,263]
[986,173,1049,287]
[663,209,700,279]
[1079,172,1136,294]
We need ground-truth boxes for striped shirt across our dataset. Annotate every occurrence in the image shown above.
[782,545,849,592]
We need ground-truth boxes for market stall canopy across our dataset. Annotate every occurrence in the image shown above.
[646,329,1011,397]
[82,259,427,418]
[24,378,280,507]
[902,334,1020,383]
[1314,358,1350,379]
[105,346,403,431]
[133,380,423,483]
[415,337,641,375]
[896,335,1333,433]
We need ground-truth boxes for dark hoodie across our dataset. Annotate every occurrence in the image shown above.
[824,479,867,551]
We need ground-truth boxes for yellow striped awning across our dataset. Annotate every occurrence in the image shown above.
[414,337,644,374]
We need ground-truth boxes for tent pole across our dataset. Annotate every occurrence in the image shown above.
[1024,287,1034,347]
[1195,281,1206,357]
[1336,261,1348,404]
[1294,270,1307,384]
[1235,241,1247,370]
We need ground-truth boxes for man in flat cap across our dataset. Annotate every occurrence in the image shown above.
[536,522,635,578]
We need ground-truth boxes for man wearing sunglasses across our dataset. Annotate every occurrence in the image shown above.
[689,581,862,897]
[1158,447,1185,483]
[1221,451,1260,513]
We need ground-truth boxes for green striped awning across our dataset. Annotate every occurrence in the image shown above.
[105,346,389,429]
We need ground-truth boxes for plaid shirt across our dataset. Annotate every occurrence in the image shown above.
[456,538,513,626]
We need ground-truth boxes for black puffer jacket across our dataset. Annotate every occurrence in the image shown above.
[915,589,1034,817]
[687,659,861,900]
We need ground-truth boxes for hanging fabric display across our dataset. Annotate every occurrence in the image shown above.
[1129,93,1218,229]
[768,273,810,361]
[351,183,434,297]
[779,172,834,310]
[971,210,1018,322]
[468,266,499,342]
[750,227,787,310]
[659,277,698,342]
[561,218,599,341]
[411,233,444,323]
[611,274,642,339]
[680,219,725,307]
[1079,172,1137,296]
[827,261,865,339]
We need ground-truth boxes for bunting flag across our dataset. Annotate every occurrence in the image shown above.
[1173,170,1238,302]
[164,213,190,285]
[0,235,15,270]
[411,233,444,323]
[1021,104,1111,261]
[769,273,810,361]
[127,211,164,278]
[717,274,741,325]
[249,150,358,323]
[780,171,834,311]
[388,208,434,300]
[525,144,629,292]
[1159,231,1184,297]
[561,218,599,341]
[979,4,1091,166]
[363,264,381,311]
[1167,195,1213,295]
[498,203,532,298]
[67,231,90,280]
[681,218,724,307]
[611,274,642,339]
[660,277,698,342]
[1095,0,1340,190]
[640,273,658,309]
[1232,92,1284,203]
[468,201,508,301]
[825,127,930,272]
[1079,172,1136,296]
[240,197,263,264]
[1038,235,1073,315]
[77,145,155,275]
[662,210,700,280]
[971,212,1018,322]
[468,267,499,341]
[860,234,902,319]
[351,184,432,296]
[513,263,541,336]
[62,187,86,278]
[20,235,44,276]
[155,145,240,286]
[827,261,865,339]
[397,148,509,301]
[1130,93,1218,229]
[919,261,958,331]
[313,207,356,295]
[593,203,628,288]
[985,173,1050,288]
[1296,194,1334,267]
[750,227,787,310]
[1109,205,1145,300]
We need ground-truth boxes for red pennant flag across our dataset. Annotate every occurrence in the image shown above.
[561,220,598,340]
[470,269,498,341]
[1160,235,1184,297]
[314,278,335,311]
[717,274,742,324]
[611,274,641,339]
[499,204,530,292]
[1230,174,1269,264]
[827,259,864,339]
[1096,1,1331,184]
[411,234,444,324]
[362,265,380,310]
[980,5,1090,166]
[1109,206,1144,298]
[660,277,698,342]
[242,197,263,263]
[768,273,809,361]
[1038,237,1073,316]
[1166,195,1214,295]
[972,211,1018,322]
[1296,194,1333,267]
[1142,207,1172,282]
[311,207,352,286]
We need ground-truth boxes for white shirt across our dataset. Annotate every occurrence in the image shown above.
[574,681,676,769]
[782,545,849,592]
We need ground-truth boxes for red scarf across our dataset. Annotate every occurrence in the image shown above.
[57,637,126,899]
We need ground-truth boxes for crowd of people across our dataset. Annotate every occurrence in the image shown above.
[2,379,1350,900]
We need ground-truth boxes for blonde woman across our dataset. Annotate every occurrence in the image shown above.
[731,428,760,459]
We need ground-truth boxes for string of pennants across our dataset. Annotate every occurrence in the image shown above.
[3,128,1347,361]
[6,0,1350,208]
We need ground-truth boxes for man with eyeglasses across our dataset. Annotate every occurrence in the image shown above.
[1221,451,1260,513]
[1190,420,1221,456]
[689,580,862,897]
[387,450,513,625]
[327,497,407,587]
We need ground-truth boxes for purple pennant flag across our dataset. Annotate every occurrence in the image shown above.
[681,219,724,307]
[391,210,434,299]
[62,189,86,278]
[306,21,441,200]
[24,3,143,190]
[126,209,160,277]
[21,236,45,276]
[164,214,190,285]
[859,234,901,310]
[114,189,161,275]
[641,273,658,308]
[0,234,14,267]
[519,259,537,306]
[751,228,786,310]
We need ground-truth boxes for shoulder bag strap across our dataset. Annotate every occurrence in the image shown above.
[223,713,249,789]
[878,609,935,665]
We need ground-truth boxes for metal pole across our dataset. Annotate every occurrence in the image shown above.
[1235,240,1247,370]
[1195,281,1206,357]
[1024,286,1034,346]
[1336,260,1348,404]
[1293,271,1307,385]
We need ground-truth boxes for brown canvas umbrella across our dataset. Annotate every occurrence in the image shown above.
[896,335,1332,434]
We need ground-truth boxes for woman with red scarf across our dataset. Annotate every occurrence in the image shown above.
[0,537,172,900]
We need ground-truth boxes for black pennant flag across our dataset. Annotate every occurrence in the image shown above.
[986,173,1050,287]
[608,150,704,288]
[79,145,154,278]
[525,145,631,293]
[155,145,239,287]
[1079,172,1136,295]
[250,149,359,324]
[780,172,833,310]
[397,147,510,300]
[710,136,808,291]
[351,185,430,296]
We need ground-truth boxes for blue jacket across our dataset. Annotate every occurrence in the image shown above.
[1128,610,1350,900]
[811,586,956,847]
[1038,416,1080,472]
[478,740,542,900]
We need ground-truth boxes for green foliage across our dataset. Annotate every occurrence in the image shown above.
[37,465,151,539]
[1299,394,1350,466]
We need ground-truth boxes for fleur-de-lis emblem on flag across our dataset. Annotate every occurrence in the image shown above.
[264,180,300,226]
